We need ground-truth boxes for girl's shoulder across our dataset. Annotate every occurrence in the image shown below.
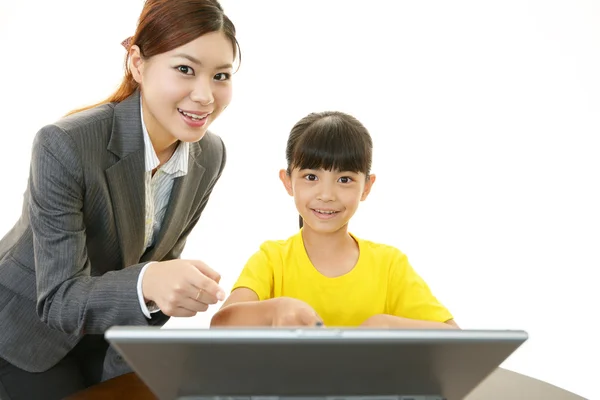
[351,233,406,259]
[258,231,300,254]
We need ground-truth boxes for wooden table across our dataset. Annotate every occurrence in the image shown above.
[66,367,585,400]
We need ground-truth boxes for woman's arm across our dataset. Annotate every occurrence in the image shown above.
[29,126,154,335]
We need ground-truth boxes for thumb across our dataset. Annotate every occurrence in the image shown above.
[299,309,322,326]
[188,259,221,283]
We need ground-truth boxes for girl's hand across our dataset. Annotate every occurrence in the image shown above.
[271,297,324,327]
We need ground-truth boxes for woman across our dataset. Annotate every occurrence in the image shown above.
[0,0,240,398]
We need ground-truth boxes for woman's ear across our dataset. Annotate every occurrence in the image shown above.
[361,173,376,201]
[129,45,145,84]
[279,169,293,196]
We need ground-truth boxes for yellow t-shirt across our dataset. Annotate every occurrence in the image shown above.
[232,231,453,327]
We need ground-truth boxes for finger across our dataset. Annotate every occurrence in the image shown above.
[164,286,211,314]
[300,310,322,326]
[176,307,199,317]
[186,286,219,305]
[165,281,214,306]
[273,312,301,327]
[272,316,297,327]
[161,305,197,318]
[192,273,226,301]
[188,260,222,283]
[196,289,219,305]
[179,298,210,313]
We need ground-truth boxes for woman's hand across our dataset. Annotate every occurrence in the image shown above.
[141,259,226,317]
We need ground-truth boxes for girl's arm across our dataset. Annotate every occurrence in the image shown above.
[210,288,276,326]
[361,314,460,329]
[381,249,459,330]
[210,288,321,327]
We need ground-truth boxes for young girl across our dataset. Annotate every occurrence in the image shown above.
[0,1,239,398]
[211,111,458,329]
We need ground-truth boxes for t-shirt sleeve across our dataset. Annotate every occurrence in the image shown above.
[386,250,454,323]
[231,243,275,301]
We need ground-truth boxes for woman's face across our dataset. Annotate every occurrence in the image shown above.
[130,31,235,149]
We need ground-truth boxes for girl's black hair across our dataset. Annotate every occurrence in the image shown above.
[285,111,373,228]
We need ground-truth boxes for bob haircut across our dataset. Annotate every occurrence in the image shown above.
[285,111,373,177]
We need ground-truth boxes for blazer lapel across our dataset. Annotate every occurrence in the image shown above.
[141,151,206,262]
[105,92,146,268]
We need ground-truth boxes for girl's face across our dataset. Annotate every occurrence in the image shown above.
[280,168,376,235]
[130,31,235,149]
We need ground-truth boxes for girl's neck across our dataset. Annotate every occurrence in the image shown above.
[302,225,353,251]
[301,224,359,277]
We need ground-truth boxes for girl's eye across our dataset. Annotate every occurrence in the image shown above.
[305,174,318,181]
[339,177,353,183]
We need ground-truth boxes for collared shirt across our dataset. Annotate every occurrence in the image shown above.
[136,98,190,318]
[141,112,189,249]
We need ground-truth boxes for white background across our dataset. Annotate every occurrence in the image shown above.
[0,0,598,398]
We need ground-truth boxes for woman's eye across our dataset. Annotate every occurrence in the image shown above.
[176,65,194,75]
[214,72,231,81]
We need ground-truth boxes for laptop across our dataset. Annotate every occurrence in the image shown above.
[104,327,528,400]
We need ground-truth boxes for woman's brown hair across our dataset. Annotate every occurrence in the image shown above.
[66,0,240,116]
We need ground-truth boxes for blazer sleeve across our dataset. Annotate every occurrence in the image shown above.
[163,136,227,260]
[29,125,155,335]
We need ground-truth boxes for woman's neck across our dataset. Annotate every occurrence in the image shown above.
[152,139,179,167]
[141,103,179,167]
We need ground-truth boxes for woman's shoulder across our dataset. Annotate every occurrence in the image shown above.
[189,130,227,174]
[56,103,115,133]
[193,130,225,152]
[35,103,116,149]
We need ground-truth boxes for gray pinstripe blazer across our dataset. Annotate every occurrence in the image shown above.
[0,90,226,380]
